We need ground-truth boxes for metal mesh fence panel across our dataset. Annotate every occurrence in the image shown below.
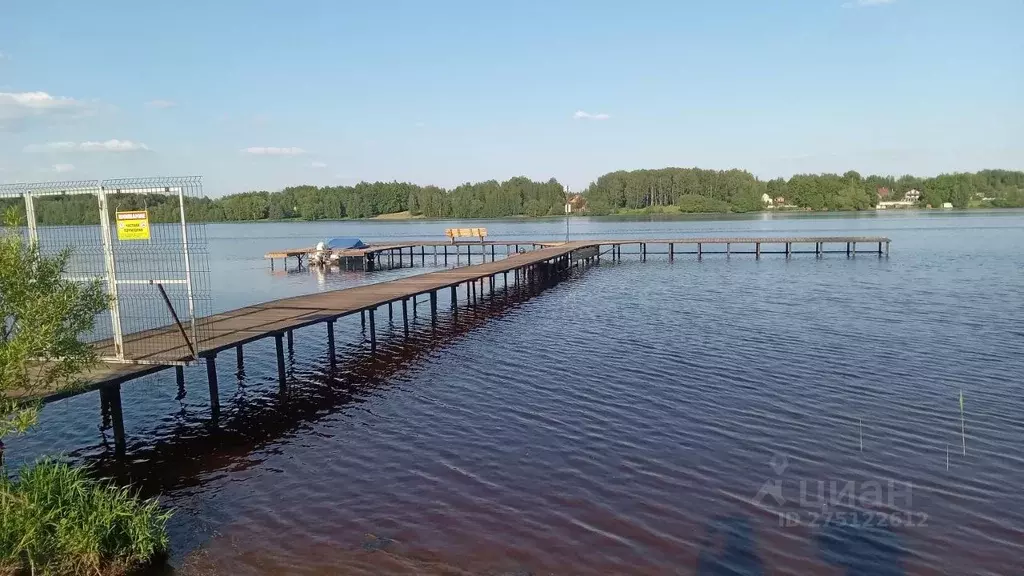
[0,176,211,365]
[0,180,115,347]
[101,177,212,363]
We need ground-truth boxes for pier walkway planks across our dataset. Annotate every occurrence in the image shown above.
[32,242,588,402]
[27,235,889,403]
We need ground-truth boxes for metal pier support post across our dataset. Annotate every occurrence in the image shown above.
[422,246,426,266]
[327,320,336,366]
[491,245,496,262]
[175,365,185,396]
[669,243,674,262]
[206,355,220,418]
[368,307,377,353]
[444,245,448,266]
[361,310,366,331]
[236,345,244,374]
[756,242,761,259]
[886,241,890,257]
[786,243,791,258]
[388,301,393,322]
[104,384,126,456]
[698,243,702,260]
[430,291,438,327]
[727,243,731,257]
[287,330,294,353]
[275,333,286,387]
[402,298,409,338]
[853,241,857,256]
[847,242,851,256]
[878,241,883,256]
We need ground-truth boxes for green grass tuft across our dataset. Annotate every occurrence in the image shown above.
[0,458,171,576]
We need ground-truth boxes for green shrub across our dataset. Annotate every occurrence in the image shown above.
[0,458,170,576]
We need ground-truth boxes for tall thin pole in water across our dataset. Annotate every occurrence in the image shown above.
[564,185,570,243]
[859,419,863,452]
[959,389,967,456]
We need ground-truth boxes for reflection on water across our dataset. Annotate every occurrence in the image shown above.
[8,212,1024,575]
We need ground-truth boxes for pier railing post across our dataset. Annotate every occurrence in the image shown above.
[669,243,674,262]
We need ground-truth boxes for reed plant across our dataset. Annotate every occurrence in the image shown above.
[0,458,171,576]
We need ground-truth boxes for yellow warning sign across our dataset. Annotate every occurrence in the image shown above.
[116,210,150,241]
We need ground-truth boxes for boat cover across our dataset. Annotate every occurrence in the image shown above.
[322,237,367,249]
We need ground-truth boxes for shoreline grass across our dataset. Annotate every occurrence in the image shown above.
[0,458,170,576]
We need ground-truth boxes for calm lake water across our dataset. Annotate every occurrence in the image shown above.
[10,210,1024,575]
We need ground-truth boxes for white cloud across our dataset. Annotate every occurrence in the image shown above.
[243,146,306,156]
[0,91,95,131]
[844,0,896,6]
[52,163,75,173]
[573,110,610,121]
[310,161,327,168]
[24,139,151,153]
[146,99,176,109]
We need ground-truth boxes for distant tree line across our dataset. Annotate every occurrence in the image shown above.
[584,168,1024,214]
[3,169,1022,225]
[0,178,568,225]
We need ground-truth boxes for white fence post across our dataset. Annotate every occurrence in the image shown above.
[23,190,38,246]
[96,188,125,360]
[178,188,198,360]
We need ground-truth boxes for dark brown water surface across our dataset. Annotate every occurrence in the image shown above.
[11,213,1024,575]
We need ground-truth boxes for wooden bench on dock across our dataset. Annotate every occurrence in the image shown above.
[445,227,487,243]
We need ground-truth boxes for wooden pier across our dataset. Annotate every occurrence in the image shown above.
[265,240,561,271]
[21,235,888,455]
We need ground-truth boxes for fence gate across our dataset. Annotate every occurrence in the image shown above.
[0,177,211,365]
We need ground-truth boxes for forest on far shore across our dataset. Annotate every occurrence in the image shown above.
[6,168,1023,225]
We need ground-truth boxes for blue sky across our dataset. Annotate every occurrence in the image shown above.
[1,0,1021,196]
